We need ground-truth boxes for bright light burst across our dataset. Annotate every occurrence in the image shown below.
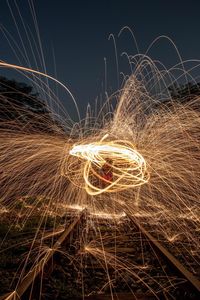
[69,137,149,195]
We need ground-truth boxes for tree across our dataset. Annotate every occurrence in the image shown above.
[169,82,200,104]
[0,76,63,134]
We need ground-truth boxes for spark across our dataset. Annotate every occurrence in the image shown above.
[4,291,18,300]
[60,204,86,211]
[0,205,9,214]
[69,138,149,195]
[90,211,126,220]
[0,28,200,299]
[165,234,181,243]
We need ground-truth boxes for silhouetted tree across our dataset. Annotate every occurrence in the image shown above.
[152,82,200,111]
[0,76,63,134]
[169,82,200,103]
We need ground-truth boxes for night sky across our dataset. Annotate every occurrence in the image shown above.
[1,0,200,118]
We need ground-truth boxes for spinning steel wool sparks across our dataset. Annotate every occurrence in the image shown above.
[69,138,149,195]
[0,25,200,299]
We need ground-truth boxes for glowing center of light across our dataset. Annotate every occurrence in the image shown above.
[69,139,149,195]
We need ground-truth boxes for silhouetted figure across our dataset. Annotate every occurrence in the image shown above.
[100,158,113,187]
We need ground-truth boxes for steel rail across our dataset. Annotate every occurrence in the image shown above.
[126,211,200,295]
[1,209,199,300]
[1,210,85,300]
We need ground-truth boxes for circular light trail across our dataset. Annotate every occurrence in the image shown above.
[69,138,149,195]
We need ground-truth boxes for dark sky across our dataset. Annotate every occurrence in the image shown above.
[1,0,200,119]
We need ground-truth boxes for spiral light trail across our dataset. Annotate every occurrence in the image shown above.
[69,138,149,195]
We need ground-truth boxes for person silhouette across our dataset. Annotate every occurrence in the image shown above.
[100,158,113,186]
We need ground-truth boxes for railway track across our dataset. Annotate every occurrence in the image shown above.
[126,212,200,298]
[1,208,200,300]
[0,210,86,300]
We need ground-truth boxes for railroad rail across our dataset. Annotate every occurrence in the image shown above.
[126,212,200,295]
[1,209,86,300]
[1,209,200,300]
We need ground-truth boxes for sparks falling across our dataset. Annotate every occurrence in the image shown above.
[0,44,200,299]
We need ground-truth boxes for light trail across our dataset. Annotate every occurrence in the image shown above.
[0,25,200,298]
[69,138,149,195]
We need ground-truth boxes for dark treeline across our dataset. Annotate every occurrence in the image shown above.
[0,76,64,134]
[167,82,200,109]
[1,76,200,133]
